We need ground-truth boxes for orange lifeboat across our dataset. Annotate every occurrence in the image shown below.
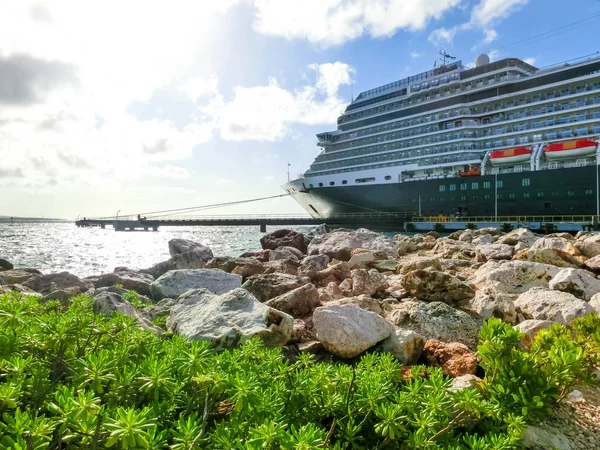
[459,166,481,177]
[544,139,597,160]
[489,147,532,166]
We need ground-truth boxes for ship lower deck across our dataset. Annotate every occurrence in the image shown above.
[285,166,599,218]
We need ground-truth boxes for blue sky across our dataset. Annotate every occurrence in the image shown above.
[1,0,599,218]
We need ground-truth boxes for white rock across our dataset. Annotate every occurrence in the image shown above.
[93,292,162,334]
[515,319,554,347]
[497,228,540,248]
[308,228,397,261]
[347,251,375,268]
[378,329,425,365]
[467,282,516,323]
[475,243,514,262]
[168,239,213,259]
[313,305,393,358]
[472,234,493,246]
[167,288,293,349]
[448,374,483,392]
[150,269,241,301]
[522,426,571,450]
[590,293,600,314]
[470,260,560,294]
[549,268,600,301]
[351,268,388,296]
[567,389,584,403]
[514,287,592,326]
[574,232,600,258]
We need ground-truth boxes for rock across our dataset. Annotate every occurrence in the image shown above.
[522,426,571,450]
[387,301,482,350]
[239,250,270,262]
[150,269,242,301]
[0,269,42,285]
[167,288,293,349]
[93,292,162,333]
[549,267,600,301]
[297,341,324,353]
[231,264,264,280]
[23,272,92,296]
[263,258,301,276]
[397,256,444,275]
[0,258,13,271]
[264,284,321,318]
[94,269,154,296]
[308,228,397,261]
[514,287,592,326]
[315,262,351,284]
[400,270,474,303]
[384,274,405,292]
[42,287,81,307]
[590,293,600,314]
[338,278,352,296]
[269,246,304,261]
[318,282,344,302]
[574,232,600,258]
[242,273,308,302]
[431,238,475,259]
[567,389,584,403]
[206,256,264,274]
[475,243,514,262]
[290,318,316,343]
[297,254,330,279]
[584,254,600,271]
[378,329,425,365]
[472,234,493,246]
[327,295,384,316]
[467,282,516,323]
[0,284,42,297]
[144,250,217,278]
[515,319,554,347]
[414,235,437,251]
[168,239,213,260]
[448,374,483,392]
[369,260,399,273]
[260,229,306,253]
[421,340,478,378]
[513,248,586,268]
[497,228,539,248]
[531,237,583,259]
[144,298,176,320]
[313,305,393,358]
[347,251,375,268]
[351,268,388,296]
[469,260,560,294]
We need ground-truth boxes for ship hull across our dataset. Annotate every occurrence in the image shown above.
[284,166,599,218]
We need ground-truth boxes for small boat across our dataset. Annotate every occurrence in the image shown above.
[459,166,481,177]
[544,139,597,160]
[489,147,532,166]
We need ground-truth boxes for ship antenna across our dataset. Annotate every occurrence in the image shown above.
[438,49,456,66]
[350,82,354,102]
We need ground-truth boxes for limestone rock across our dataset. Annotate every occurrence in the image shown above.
[387,301,483,350]
[531,237,583,258]
[297,254,330,279]
[150,269,242,301]
[398,256,443,275]
[448,374,483,392]
[0,284,42,297]
[260,229,306,253]
[522,426,571,450]
[472,234,493,246]
[93,291,162,333]
[421,340,478,378]
[514,287,592,326]
[476,243,514,262]
[239,250,270,262]
[590,293,600,314]
[0,258,13,271]
[94,268,154,296]
[400,269,474,303]
[23,272,92,296]
[574,232,600,258]
[315,262,351,284]
[378,329,425,365]
[567,389,584,403]
[290,317,316,344]
[231,264,264,280]
[0,269,42,286]
[347,251,375,268]
[431,238,475,259]
[205,256,264,274]
[42,287,82,307]
[167,288,293,349]
[513,247,585,268]
[497,228,539,248]
[144,298,176,320]
[326,295,384,316]
[467,282,516,323]
[144,249,217,278]
[338,278,352,297]
[263,258,301,276]
[308,228,397,261]
[369,259,399,273]
[549,267,600,301]
[469,260,560,294]
[269,246,304,261]
[264,284,321,318]
[351,268,388,296]
[242,273,308,302]
[584,254,600,271]
[515,319,554,347]
[318,282,344,302]
[313,305,393,358]
[168,239,213,260]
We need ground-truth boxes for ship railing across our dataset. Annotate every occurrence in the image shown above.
[87,212,418,221]
[411,215,598,223]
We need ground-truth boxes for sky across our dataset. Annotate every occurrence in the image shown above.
[1,0,599,219]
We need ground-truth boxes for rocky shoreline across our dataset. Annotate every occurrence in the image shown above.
[2,226,600,447]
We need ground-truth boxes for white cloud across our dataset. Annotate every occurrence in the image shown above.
[179,76,219,102]
[470,0,528,28]
[488,50,501,61]
[410,51,421,59]
[428,26,458,46]
[523,57,536,66]
[483,29,498,44]
[250,0,462,46]
[143,165,191,179]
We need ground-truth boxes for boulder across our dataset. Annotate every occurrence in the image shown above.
[317,282,344,302]
[421,340,478,378]
[144,298,176,320]
[168,239,213,260]
[584,254,600,271]
[369,260,399,273]
[326,295,384,316]
[431,238,475,259]
[515,319,554,347]
[338,279,352,297]
[313,305,393,358]
[0,258,13,271]
[93,291,162,333]
[94,269,154,296]
[521,426,571,450]
[387,301,483,350]
[264,284,321,318]
[263,258,301,276]
[315,262,351,284]
[347,251,375,268]
[530,237,583,258]
[497,228,539,248]
[42,287,82,307]
[0,269,42,285]
[297,254,330,279]
[414,235,437,251]
[308,228,397,261]
[397,256,444,275]
[143,250,216,278]
[472,234,493,246]
[150,269,242,301]
[0,284,42,297]
[166,288,293,349]
[23,272,92,296]
[475,244,514,262]
[590,293,600,314]
[469,260,560,294]
[290,317,317,343]
[466,282,516,323]
[260,229,306,253]
[242,273,308,302]
[400,269,474,303]
[448,374,483,392]
[512,248,585,268]
[574,232,600,258]
[231,264,264,280]
[239,250,270,262]
[351,268,388,296]
[378,329,425,365]
[514,287,592,326]
[549,267,600,301]
[205,256,263,274]
[269,246,304,261]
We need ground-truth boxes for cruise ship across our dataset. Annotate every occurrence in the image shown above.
[283,53,600,218]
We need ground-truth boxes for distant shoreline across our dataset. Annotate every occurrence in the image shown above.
[0,218,67,223]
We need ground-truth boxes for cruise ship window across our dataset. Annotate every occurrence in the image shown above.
[551,191,559,196]
[497,180,504,188]
[533,134,542,142]
[342,180,347,185]
[309,184,314,188]
[472,195,478,200]
[329,182,335,186]
[523,192,530,198]
[483,181,491,189]
[537,192,544,197]
[509,193,515,199]
[519,137,529,144]
[384,176,391,181]
[567,190,575,196]
[449,184,456,191]
[460,183,467,190]
[318,183,323,187]
[430,198,435,202]
[439,185,446,192]
[471,182,479,190]
[461,195,467,201]
[484,194,490,200]
[522,178,530,187]
[561,130,573,138]
[547,132,557,139]
[586,189,593,195]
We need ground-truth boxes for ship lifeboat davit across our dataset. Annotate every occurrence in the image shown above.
[459,166,481,177]
[544,139,598,160]
[489,147,532,166]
